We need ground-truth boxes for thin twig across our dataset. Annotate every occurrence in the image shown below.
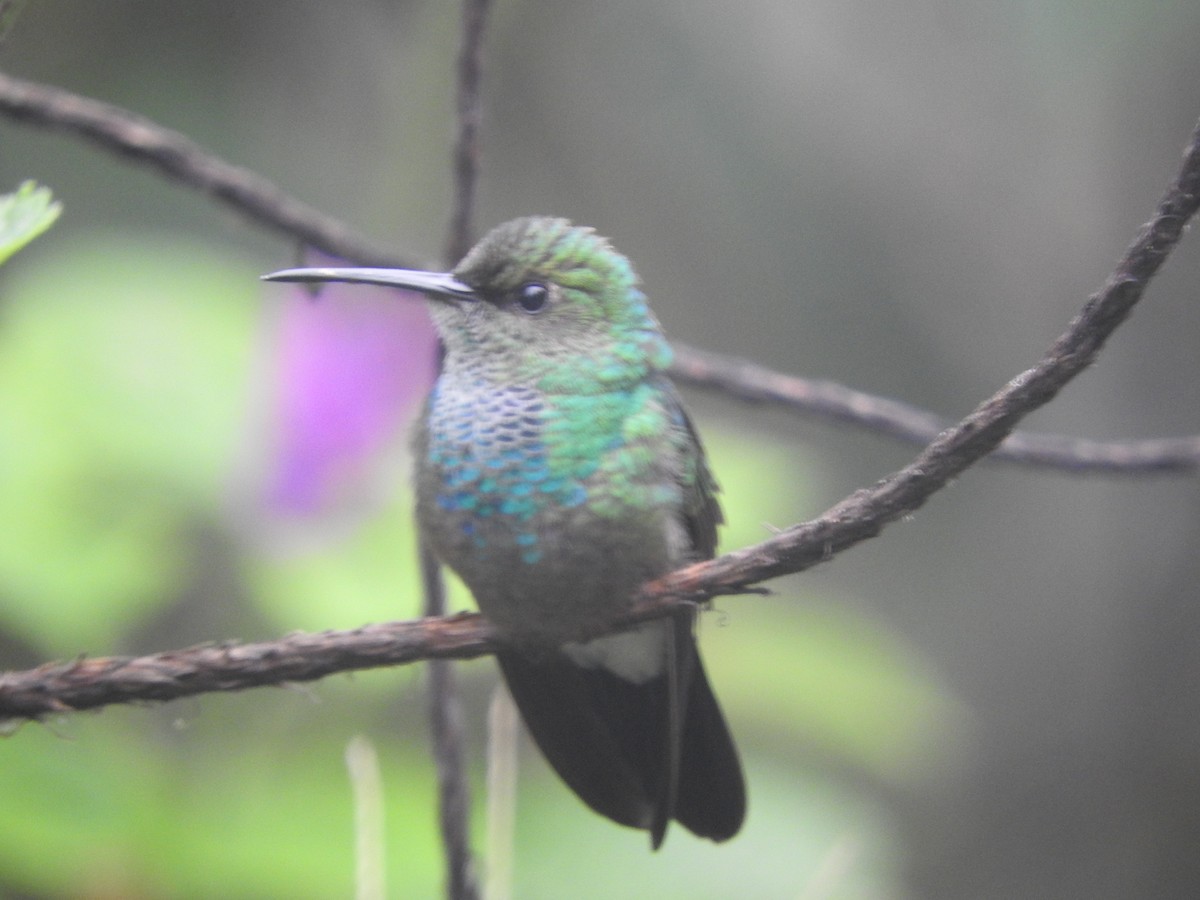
[444,0,490,265]
[1,69,1195,475]
[421,542,479,900]
[425,4,492,898]
[671,344,1200,474]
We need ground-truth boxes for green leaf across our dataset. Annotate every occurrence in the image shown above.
[0,181,61,265]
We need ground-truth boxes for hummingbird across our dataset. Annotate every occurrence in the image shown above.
[264,217,745,847]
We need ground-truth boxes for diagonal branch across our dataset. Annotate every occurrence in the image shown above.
[2,68,1196,475]
[0,69,401,267]
[2,118,1198,723]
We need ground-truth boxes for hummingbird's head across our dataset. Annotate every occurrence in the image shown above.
[441,217,671,390]
[262,217,673,391]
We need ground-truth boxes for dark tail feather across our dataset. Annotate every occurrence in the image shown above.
[674,654,746,841]
[494,618,744,847]
[494,648,660,832]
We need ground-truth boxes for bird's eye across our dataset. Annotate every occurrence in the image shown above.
[515,282,549,313]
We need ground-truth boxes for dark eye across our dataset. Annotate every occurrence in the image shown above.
[515,282,549,313]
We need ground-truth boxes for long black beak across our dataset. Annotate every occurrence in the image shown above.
[261,266,477,301]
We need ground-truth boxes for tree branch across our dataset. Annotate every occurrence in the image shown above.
[0,69,401,267]
[421,542,478,900]
[671,343,1200,474]
[427,4,492,897]
[444,0,489,266]
[1,68,1193,475]
[0,584,717,721]
[0,615,496,720]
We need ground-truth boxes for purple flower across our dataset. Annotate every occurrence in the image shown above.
[265,272,437,516]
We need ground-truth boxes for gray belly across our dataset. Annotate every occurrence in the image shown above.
[419,490,673,645]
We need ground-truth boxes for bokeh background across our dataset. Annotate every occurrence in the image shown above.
[3,3,1200,898]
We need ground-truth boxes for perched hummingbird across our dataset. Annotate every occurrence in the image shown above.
[264,217,745,847]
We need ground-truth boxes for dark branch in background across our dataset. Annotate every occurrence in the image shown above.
[671,344,1200,474]
[444,0,488,264]
[2,119,1199,721]
[0,70,402,267]
[420,541,478,900]
[426,4,491,899]
[2,68,1198,475]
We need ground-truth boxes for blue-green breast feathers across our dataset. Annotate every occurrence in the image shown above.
[419,372,717,562]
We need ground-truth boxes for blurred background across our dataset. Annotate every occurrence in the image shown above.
[2,2,1200,898]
